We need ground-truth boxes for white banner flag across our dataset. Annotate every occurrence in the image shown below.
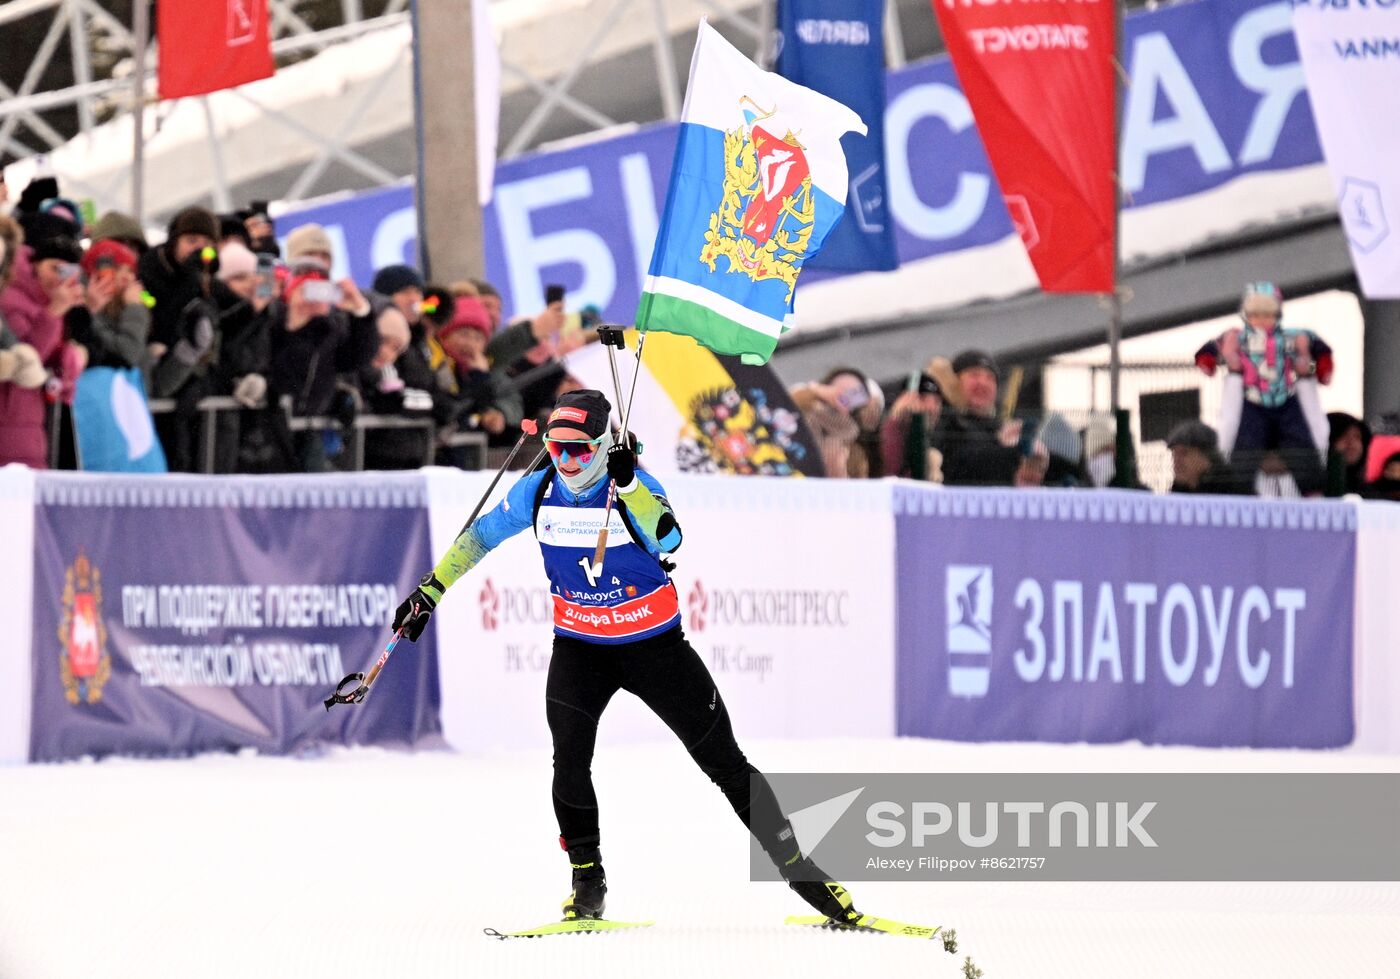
[1293,5,1400,298]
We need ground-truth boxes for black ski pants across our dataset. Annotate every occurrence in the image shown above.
[546,625,796,868]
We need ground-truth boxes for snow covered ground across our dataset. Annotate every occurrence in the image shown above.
[2,737,1397,979]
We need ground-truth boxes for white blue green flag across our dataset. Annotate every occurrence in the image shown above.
[636,21,865,365]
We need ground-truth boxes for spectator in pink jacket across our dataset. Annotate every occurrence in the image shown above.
[0,231,86,467]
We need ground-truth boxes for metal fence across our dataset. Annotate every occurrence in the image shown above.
[48,395,488,474]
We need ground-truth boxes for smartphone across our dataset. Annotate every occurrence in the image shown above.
[302,279,342,304]
[255,254,278,298]
[545,284,565,306]
[1016,417,1038,458]
[908,371,940,398]
[836,385,870,411]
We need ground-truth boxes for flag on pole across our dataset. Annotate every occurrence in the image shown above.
[158,0,275,101]
[932,0,1116,293]
[635,22,865,365]
[1292,4,1400,299]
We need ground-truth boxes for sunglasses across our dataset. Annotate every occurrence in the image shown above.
[544,436,603,467]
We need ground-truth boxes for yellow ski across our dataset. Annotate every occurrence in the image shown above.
[785,914,957,950]
[483,918,654,940]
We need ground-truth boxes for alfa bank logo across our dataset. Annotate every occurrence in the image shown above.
[945,566,992,698]
[480,578,500,632]
[688,580,709,632]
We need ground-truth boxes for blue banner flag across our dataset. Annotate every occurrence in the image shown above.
[777,0,897,272]
[71,366,167,473]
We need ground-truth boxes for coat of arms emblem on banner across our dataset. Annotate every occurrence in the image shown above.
[700,97,815,302]
[58,550,111,705]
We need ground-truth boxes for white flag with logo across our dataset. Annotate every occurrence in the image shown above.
[1293,4,1400,297]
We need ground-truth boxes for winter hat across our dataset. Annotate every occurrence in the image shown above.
[18,210,80,254]
[216,241,259,281]
[1327,411,1371,455]
[1084,415,1116,459]
[81,238,138,277]
[1241,281,1282,317]
[1166,420,1218,454]
[30,233,82,265]
[90,210,148,251]
[373,264,426,296]
[39,197,85,236]
[15,176,60,216]
[545,389,612,439]
[952,349,1000,378]
[285,223,334,263]
[167,206,220,242]
[438,295,492,342]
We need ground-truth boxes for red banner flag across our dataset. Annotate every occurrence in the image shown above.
[932,0,1117,293]
[158,0,275,100]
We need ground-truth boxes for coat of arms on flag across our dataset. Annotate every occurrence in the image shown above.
[636,22,865,365]
[701,97,816,302]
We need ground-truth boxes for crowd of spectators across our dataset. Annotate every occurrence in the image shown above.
[0,176,572,474]
[790,345,1400,501]
[1,173,1397,499]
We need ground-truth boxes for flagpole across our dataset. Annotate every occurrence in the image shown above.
[1108,0,1124,413]
[131,0,149,224]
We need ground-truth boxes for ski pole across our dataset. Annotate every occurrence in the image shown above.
[324,624,407,710]
[456,418,540,537]
[590,332,649,574]
[590,327,632,573]
[326,421,545,711]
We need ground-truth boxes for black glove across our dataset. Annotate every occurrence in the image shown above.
[393,573,444,642]
[607,442,636,486]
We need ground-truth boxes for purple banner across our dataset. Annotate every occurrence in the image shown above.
[895,489,1356,748]
[29,473,441,762]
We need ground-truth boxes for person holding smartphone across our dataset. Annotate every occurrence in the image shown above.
[880,364,946,481]
[264,259,378,471]
[66,240,150,371]
[789,366,885,478]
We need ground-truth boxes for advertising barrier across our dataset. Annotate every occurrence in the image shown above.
[3,468,1395,763]
[27,472,442,762]
[894,487,1357,748]
[426,471,897,751]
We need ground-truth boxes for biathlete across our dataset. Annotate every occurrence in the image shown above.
[391,389,858,924]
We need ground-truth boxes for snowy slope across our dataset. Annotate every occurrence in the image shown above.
[1,738,1396,979]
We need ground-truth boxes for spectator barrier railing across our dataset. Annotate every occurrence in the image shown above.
[49,396,489,473]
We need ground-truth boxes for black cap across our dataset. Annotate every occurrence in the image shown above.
[372,264,426,296]
[30,232,83,265]
[1165,420,1218,453]
[545,390,612,439]
[167,206,220,242]
[952,349,999,378]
